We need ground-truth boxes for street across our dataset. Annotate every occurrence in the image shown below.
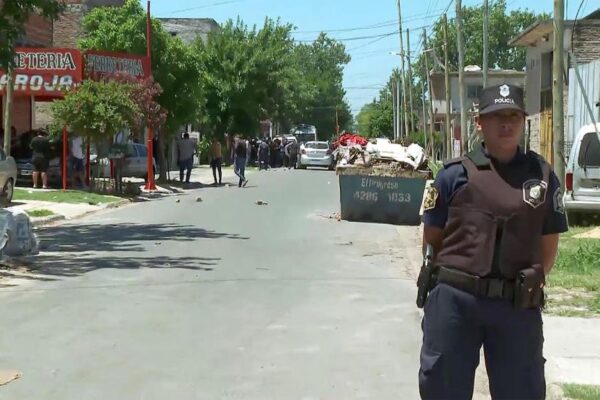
[0,169,424,399]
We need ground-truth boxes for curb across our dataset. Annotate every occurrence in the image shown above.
[31,214,66,227]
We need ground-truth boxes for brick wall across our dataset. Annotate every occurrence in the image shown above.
[52,0,125,47]
[571,22,600,66]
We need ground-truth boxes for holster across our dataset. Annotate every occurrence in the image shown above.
[514,265,545,309]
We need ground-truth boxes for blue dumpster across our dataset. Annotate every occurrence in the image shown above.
[338,172,427,226]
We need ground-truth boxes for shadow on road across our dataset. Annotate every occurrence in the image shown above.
[1,223,250,283]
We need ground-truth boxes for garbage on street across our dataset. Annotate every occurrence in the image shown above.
[332,133,430,226]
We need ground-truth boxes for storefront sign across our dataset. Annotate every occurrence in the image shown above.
[0,48,83,97]
[85,51,150,80]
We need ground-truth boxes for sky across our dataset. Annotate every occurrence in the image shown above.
[149,0,598,117]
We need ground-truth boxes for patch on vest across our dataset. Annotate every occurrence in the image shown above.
[522,179,548,209]
[553,187,565,214]
[423,186,439,211]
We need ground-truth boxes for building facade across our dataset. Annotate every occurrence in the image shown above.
[158,18,220,45]
[509,9,600,164]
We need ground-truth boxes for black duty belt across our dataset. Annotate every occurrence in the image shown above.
[436,267,515,300]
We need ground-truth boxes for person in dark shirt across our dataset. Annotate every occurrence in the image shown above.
[30,131,51,189]
[418,84,568,400]
[234,136,248,188]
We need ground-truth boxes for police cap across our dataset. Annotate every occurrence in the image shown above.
[478,84,527,116]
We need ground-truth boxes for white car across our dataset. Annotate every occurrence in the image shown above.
[92,143,156,178]
[0,148,17,207]
[298,141,334,170]
[564,123,600,224]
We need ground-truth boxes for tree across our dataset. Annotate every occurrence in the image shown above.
[50,80,140,143]
[293,33,352,139]
[0,0,64,68]
[195,18,313,140]
[413,0,547,81]
[79,0,202,181]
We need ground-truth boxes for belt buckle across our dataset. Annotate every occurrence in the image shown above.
[487,279,505,298]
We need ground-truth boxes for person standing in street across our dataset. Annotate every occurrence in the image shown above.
[177,132,195,184]
[417,84,568,399]
[210,136,223,185]
[285,140,299,169]
[258,139,270,170]
[70,134,87,188]
[234,136,248,188]
[30,130,51,189]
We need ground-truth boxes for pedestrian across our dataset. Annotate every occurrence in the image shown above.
[30,130,51,189]
[210,136,223,185]
[177,132,195,184]
[285,140,299,169]
[418,84,568,399]
[258,139,270,170]
[70,134,87,188]
[233,136,248,188]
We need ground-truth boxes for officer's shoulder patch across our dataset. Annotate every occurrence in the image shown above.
[423,185,439,211]
[523,179,548,209]
[553,187,565,214]
[443,156,466,169]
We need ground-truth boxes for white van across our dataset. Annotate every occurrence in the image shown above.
[564,123,600,224]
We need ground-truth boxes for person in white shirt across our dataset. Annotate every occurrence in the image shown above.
[70,135,86,188]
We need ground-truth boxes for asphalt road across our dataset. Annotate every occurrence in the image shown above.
[0,168,424,399]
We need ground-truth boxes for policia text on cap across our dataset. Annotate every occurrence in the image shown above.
[417,84,568,400]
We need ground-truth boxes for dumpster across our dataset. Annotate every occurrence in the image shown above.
[338,169,428,226]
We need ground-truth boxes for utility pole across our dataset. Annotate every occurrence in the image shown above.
[443,13,452,160]
[406,28,414,134]
[553,0,565,187]
[483,0,489,88]
[396,72,401,140]
[392,80,397,139]
[423,28,436,160]
[456,0,468,155]
[397,0,409,138]
[422,55,428,149]
[2,67,14,155]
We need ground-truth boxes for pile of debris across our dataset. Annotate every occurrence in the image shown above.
[333,135,430,178]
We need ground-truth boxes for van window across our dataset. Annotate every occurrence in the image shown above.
[578,132,600,167]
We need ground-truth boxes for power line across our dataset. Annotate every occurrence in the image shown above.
[165,0,244,15]
[296,31,398,43]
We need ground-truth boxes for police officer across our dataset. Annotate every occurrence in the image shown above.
[419,84,568,399]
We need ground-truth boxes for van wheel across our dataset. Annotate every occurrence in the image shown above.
[0,179,14,207]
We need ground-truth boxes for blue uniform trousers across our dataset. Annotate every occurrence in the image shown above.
[419,283,546,400]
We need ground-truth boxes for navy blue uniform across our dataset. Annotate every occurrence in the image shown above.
[419,146,568,400]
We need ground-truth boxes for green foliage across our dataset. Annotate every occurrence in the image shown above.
[562,384,600,400]
[79,0,202,136]
[413,0,547,82]
[50,80,140,143]
[27,209,55,218]
[0,0,64,68]
[292,33,352,139]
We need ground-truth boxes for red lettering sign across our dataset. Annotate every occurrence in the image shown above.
[0,48,83,97]
[85,51,150,81]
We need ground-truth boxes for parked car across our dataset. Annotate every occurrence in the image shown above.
[298,141,334,170]
[564,123,600,224]
[92,142,156,179]
[0,148,17,207]
[14,129,63,185]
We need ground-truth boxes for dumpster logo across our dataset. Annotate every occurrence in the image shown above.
[423,186,438,211]
[522,179,547,209]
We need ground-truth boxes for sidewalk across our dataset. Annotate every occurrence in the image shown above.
[9,166,254,226]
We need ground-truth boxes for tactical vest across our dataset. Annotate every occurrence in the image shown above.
[436,147,550,279]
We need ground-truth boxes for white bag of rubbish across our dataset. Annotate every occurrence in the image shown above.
[0,208,40,256]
